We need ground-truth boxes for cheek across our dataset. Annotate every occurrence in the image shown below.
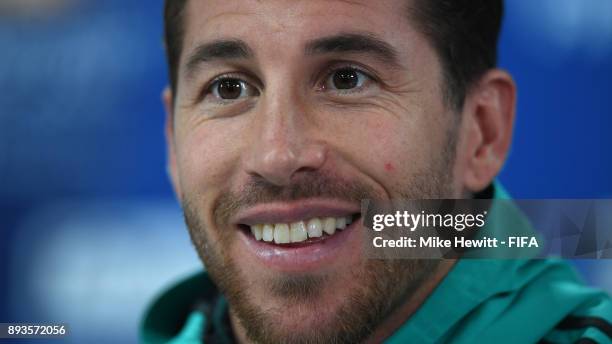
[350,119,425,172]
[175,123,242,193]
[337,113,444,194]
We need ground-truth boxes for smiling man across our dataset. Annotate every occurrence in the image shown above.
[141,1,612,343]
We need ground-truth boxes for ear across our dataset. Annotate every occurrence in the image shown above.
[460,69,516,193]
[163,86,183,201]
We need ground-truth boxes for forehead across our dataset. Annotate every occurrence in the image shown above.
[181,0,420,59]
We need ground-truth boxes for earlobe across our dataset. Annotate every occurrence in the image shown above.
[462,69,516,193]
[163,87,183,202]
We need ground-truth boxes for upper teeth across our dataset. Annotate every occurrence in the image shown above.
[250,216,354,244]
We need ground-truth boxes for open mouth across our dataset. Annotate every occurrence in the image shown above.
[232,201,363,271]
[238,213,361,246]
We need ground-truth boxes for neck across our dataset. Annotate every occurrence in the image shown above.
[364,259,456,343]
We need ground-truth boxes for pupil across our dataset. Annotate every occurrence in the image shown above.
[333,69,358,89]
[218,79,243,99]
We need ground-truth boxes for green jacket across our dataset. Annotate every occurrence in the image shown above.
[141,185,612,343]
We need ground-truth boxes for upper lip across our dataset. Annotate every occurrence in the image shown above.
[232,198,361,226]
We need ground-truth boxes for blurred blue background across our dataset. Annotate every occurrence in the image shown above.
[0,0,611,343]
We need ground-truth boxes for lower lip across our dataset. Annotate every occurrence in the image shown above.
[237,219,362,273]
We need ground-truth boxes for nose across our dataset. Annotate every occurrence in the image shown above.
[244,95,327,186]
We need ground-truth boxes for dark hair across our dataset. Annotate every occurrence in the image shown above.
[164,0,187,94]
[163,0,503,110]
[406,0,503,109]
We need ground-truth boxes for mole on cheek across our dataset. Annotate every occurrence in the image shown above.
[384,162,394,172]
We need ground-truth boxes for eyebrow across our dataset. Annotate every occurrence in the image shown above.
[304,32,401,67]
[184,39,253,76]
[183,32,401,78]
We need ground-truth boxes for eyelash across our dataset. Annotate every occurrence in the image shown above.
[197,73,259,104]
[318,63,378,94]
[197,63,379,104]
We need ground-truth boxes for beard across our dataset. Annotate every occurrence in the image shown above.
[182,133,457,343]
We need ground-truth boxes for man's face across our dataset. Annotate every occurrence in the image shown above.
[168,0,466,342]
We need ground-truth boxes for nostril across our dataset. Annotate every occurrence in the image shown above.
[294,166,318,174]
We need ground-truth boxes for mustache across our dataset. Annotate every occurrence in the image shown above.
[213,172,377,225]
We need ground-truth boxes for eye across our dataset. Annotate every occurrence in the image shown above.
[208,77,259,101]
[324,67,370,91]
